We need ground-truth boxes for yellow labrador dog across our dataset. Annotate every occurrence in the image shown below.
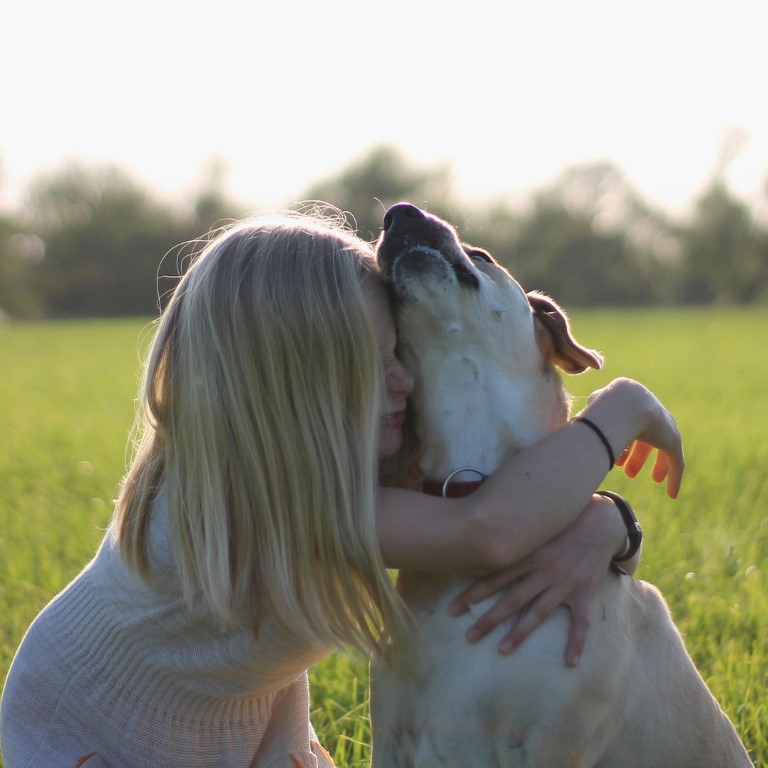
[370,203,751,767]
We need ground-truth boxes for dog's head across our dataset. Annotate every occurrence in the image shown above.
[376,203,603,478]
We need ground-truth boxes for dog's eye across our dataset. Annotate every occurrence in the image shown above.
[467,248,493,264]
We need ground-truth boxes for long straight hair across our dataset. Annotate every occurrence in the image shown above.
[113,210,408,653]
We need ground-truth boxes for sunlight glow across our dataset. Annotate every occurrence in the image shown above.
[2,0,766,218]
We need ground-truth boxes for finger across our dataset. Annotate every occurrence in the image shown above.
[667,472,682,500]
[564,599,592,667]
[661,448,685,499]
[497,588,564,654]
[651,451,669,485]
[465,576,548,642]
[615,441,634,467]
[448,563,531,616]
[623,441,653,478]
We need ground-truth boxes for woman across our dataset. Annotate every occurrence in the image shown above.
[0,209,683,767]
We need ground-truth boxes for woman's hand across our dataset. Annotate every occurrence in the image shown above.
[448,495,628,667]
[583,378,685,499]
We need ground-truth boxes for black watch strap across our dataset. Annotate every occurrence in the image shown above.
[596,490,643,576]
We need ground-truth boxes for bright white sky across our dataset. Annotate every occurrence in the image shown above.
[2,0,767,220]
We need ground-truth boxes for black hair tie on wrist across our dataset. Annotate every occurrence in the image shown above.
[573,416,616,471]
[595,490,643,576]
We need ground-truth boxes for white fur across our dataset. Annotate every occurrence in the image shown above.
[371,206,751,767]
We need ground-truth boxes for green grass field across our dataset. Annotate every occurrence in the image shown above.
[1,309,766,766]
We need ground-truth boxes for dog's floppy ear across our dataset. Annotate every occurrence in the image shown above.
[527,291,603,374]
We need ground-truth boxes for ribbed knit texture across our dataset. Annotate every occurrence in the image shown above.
[0,492,336,768]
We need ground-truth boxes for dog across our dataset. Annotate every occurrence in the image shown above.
[370,203,751,767]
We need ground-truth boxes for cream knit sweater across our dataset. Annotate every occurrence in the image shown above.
[0,493,337,768]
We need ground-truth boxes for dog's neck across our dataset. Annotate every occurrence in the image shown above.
[406,343,570,487]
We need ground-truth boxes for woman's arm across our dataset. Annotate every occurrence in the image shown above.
[377,377,683,573]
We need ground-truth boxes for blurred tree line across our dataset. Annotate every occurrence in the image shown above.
[1,144,767,319]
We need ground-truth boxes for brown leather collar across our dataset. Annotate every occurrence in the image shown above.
[420,467,488,498]
[421,478,485,498]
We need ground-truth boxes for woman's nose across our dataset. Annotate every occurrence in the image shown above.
[388,359,415,396]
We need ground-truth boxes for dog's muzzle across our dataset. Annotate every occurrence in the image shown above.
[377,203,480,293]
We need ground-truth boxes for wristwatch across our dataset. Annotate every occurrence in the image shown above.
[596,490,643,576]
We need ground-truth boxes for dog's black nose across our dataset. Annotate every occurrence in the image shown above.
[383,202,424,231]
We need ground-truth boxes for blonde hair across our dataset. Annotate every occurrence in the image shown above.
[114,209,408,653]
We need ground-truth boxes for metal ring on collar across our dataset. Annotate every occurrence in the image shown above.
[441,466,488,498]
